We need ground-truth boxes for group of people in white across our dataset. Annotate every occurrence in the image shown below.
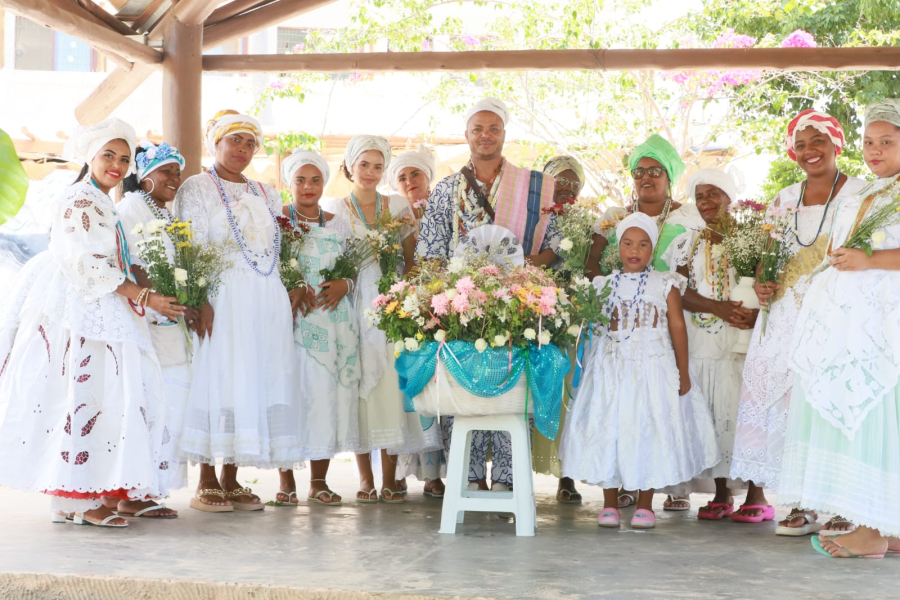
[0,95,898,560]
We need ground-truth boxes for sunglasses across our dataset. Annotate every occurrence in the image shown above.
[631,166,667,179]
[555,177,582,192]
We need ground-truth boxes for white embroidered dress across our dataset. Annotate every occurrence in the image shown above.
[174,174,303,468]
[779,175,900,536]
[293,215,361,459]
[729,177,867,488]
[118,191,192,490]
[0,182,167,512]
[559,269,719,490]
[331,194,441,455]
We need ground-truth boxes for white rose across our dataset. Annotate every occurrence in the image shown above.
[567,324,582,337]
[434,329,446,342]
[523,328,537,340]
[173,268,188,283]
[554,318,563,328]
[394,340,405,354]
[474,338,488,353]
[493,334,507,347]
[539,330,552,345]
[131,223,143,235]
[445,289,458,301]
[289,258,299,270]
[559,238,574,252]
[404,337,419,352]
[401,295,418,313]
[872,230,887,249]
[145,221,160,235]
[197,277,207,287]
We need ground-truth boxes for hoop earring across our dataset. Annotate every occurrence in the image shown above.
[143,179,156,195]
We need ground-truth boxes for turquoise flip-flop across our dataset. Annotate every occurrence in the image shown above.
[811,535,884,559]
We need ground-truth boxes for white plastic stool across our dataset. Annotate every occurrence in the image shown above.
[439,413,536,536]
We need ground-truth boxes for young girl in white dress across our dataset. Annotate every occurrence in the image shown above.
[117,141,194,518]
[665,169,756,519]
[729,110,868,534]
[174,110,304,512]
[560,212,719,530]
[330,135,439,504]
[274,150,361,507]
[0,119,184,528]
[784,99,900,559]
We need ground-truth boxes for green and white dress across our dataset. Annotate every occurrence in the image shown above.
[294,215,362,459]
[782,175,900,536]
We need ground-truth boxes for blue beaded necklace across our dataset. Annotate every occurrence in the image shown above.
[348,191,382,230]
[607,266,650,343]
[208,166,281,276]
[141,191,173,225]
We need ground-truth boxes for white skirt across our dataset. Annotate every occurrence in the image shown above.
[178,267,304,469]
[560,330,720,490]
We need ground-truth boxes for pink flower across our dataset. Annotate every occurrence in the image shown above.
[738,199,766,212]
[268,80,285,90]
[462,34,479,47]
[389,281,409,294]
[455,276,475,294]
[373,294,392,307]
[431,293,449,316]
[474,308,484,317]
[451,293,470,313]
[479,265,501,277]
[424,318,439,330]
[421,39,433,51]
[782,30,816,48]
[293,43,306,52]
[492,288,509,299]
[713,29,756,49]
[470,290,487,303]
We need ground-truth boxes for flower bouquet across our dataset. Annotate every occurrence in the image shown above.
[757,204,796,335]
[369,213,416,294]
[134,218,231,357]
[548,200,598,278]
[275,216,311,292]
[318,233,375,284]
[370,245,609,438]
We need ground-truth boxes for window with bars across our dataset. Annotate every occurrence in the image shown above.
[15,17,96,72]
[276,27,310,54]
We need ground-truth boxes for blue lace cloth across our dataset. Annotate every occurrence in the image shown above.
[395,341,570,441]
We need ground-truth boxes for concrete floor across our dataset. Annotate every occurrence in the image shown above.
[0,457,896,599]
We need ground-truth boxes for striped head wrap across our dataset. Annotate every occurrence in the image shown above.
[785,109,845,162]
[204,109,263,156]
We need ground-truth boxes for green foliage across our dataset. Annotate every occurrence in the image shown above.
[263,131,324,157]
[0,128,29,227]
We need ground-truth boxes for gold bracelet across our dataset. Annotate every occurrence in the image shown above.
[136,288,151,307]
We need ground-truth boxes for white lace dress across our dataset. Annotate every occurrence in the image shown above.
[780,176,900,536]
[729,177,867,489]
[559,269,719,490]
[0,182,168,512]
[173,174,303,468]
[118,191,192,490]
[293,215,361,459]
[663,230,744,494]
[332,194,442,455]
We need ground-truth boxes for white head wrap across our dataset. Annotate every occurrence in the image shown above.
[465,97,509,127]
[204,110,263,156]
[616,212,659,249]
[281,149,330,186]
[343,135,392,174]
[865,99,900,130]
[687,168,738,203]
[386,145,436,191]
[62,118,137,175]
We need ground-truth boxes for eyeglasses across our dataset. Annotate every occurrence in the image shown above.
[631,166,667,179]
[555,177,582,192]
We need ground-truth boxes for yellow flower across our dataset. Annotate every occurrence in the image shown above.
[398,310,409,318]
[385,301,398,314]
[392,244,401,250]
[761,223,775,232]
[415,332,424,341]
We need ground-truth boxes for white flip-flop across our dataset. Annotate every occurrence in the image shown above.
[663,495,691,512]
[73,513,129,528]
[775,510,822,536]
[117,503,176,519]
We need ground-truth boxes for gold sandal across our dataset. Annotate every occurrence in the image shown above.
[225,486,264,511]
[189,488,234,513]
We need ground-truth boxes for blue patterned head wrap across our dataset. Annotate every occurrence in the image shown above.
[136,141,185,181]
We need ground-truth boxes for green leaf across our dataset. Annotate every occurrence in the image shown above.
[860,240,873,257]
[176,290,188,303]
[0,128,29,227]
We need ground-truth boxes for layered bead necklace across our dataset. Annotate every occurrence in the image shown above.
[452,159,505,249]
[208,165,280,276]
[687,231,729,333]
[289,203,325,227]
[794,170,841,247]
[633,196,674,229]
[606,266,650,343]
[344,192,383,234]
[141,191,173,225]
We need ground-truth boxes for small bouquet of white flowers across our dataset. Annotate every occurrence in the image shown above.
[550,201,598,277]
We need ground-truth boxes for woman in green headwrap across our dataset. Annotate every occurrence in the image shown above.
[585,134,704,510]
[586,134,703,279]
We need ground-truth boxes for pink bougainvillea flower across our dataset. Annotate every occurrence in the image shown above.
[782,30,816,48]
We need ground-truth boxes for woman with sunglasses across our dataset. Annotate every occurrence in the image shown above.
[585,134,704,511]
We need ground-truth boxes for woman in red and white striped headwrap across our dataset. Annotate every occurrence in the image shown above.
[728,109,869,536]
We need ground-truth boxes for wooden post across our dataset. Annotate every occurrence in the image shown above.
[162,17,203,178]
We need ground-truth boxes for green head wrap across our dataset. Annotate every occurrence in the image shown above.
[628,134,685,185]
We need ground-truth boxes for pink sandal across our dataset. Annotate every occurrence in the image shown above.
[597,508,621,528]
[631,508,656,529]
[698,502,734,521]
[731,504,775,523]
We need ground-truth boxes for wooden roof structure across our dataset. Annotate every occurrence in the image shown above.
[4,0,900,178]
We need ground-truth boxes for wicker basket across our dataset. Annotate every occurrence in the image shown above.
[413,360,534,417]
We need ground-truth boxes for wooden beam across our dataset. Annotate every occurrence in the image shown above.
[75,62,155,124]
[2,0,162,65]
[73,0,136,36]
[203,0,337,49]
[202,46,900,73]
[205,0,270,26]
[162,17,203,177]
[172,0,222,27]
